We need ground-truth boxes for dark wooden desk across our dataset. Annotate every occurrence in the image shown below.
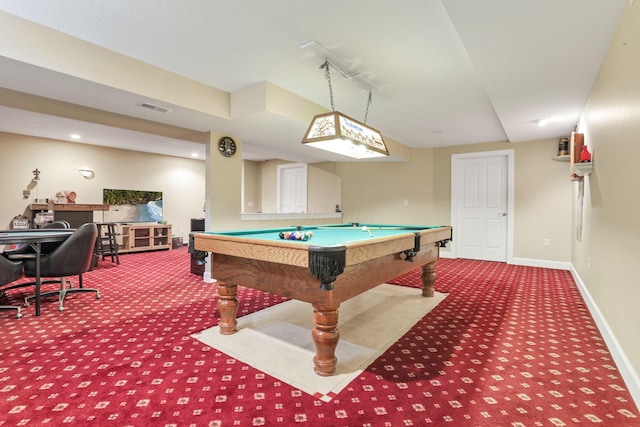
[0,229,73,316]
[29,204,109,228]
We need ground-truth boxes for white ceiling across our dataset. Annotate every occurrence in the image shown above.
[0,0,629,163]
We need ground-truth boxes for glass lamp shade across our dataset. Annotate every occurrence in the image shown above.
[301,111,389,159]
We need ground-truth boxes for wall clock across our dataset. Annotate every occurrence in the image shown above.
[218,136,237,157]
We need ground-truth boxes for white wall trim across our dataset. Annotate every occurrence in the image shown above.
[569,265,640,410]
[510,257,572,271]
[443,254,570,270]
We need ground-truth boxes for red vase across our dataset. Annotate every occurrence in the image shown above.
[580,145,591,162]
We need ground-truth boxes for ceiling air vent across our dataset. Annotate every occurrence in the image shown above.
[136,102,172,113]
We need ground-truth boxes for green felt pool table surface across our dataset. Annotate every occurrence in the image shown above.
[203,223,444,247]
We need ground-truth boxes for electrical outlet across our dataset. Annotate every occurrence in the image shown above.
[543,239,550,247]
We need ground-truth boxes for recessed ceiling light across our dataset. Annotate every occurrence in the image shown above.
[70,133,81,140]
[191,152,200,158]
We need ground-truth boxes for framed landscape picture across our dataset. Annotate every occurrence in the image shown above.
[103,189,163,223]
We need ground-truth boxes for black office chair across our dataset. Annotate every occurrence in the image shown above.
[23,222,100,312]
[0,220,72,296]
[0,255,24,318]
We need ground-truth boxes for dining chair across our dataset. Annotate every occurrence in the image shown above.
[23,222,100,312]
[0,255,24,318]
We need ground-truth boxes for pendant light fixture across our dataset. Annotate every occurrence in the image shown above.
[301,60,389,159]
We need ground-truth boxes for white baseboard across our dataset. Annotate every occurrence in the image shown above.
[509,257,572,270]
[442,253,572,271]
[569,266,640,410]
[439,250,454,259]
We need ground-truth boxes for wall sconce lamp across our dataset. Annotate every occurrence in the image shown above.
[79,168,95,179]
[301,60,389,159]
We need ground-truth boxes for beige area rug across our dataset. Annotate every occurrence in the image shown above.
[192,284,446,402]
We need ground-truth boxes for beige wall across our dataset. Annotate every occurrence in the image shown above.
[308,164,341,214]
[250,159,341,215]
[337,139,572,262]
[0,132,205,239]
[574,3,640,380]
[431,139,573,261]
[206,132,243,231]
[259,160,284,213]
[242,160,260,213]
[338,149,436,225]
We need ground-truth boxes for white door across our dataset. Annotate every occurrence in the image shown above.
[451,151,512,262]
[278,163,307,213]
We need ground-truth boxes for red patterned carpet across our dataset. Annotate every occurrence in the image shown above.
[0,248,638,426]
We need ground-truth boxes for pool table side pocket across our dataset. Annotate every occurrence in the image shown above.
[331,244,440,302]
[345,235,416,265]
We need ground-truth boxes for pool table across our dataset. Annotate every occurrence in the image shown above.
[194,222,452,376]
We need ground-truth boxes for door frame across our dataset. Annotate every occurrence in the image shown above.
[277,163,308,213]
[450,149,514,263]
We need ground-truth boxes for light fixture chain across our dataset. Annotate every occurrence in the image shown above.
[322,60,335,112]
[364,90,373,124]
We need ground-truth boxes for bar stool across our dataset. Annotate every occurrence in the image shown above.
[95,223,120,265]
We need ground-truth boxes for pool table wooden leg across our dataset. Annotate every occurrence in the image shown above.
[311,304,340,376]
[217,282,238,335]
[421,261,436,297]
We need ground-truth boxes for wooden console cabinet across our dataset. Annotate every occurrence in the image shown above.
[118,223,172,253]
